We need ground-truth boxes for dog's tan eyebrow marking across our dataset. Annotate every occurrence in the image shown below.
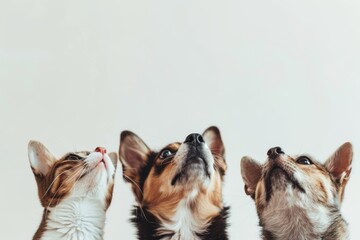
[295,154,313,159]
[164,142,181,150]
[153,143,181,176]
[156,143,181,156]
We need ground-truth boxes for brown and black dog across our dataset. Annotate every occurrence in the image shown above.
[119,126,229,240]
[241,143,353,240]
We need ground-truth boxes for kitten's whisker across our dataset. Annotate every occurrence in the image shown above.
[45,165,84,212]
[71,166,88,193]
[42,168,75,198]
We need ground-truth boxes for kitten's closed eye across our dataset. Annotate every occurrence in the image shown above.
[65,153,83,160]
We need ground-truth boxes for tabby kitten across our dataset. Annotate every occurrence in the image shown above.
[28,140,117,240]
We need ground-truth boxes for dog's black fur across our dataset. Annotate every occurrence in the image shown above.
[131,206,230,240]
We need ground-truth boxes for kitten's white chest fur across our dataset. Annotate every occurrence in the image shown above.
[42,197,106,240]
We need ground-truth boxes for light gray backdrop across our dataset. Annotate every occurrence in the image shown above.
[1,0,360,239]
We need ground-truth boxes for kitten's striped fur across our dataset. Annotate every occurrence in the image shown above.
[28,141,117,240]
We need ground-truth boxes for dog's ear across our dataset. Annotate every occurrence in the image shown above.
[324,142,353,203]
[203,126,227,176]
[241,156,262,199]
[119,131,151,202]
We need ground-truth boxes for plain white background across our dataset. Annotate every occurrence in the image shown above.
[1,0,360,239]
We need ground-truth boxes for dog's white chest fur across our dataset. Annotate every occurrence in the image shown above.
[41,197,106,240]
[161,198,205,240]
[262,186,331,240]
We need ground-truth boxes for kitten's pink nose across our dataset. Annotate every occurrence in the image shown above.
[95,147,107,155]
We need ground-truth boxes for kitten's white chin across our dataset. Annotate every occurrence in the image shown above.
[86,152,116,182]
[69,152,116,199]
[72,168,110,199]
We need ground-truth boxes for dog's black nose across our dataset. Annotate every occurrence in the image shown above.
[267,147,284,159]
[184,133,205,145]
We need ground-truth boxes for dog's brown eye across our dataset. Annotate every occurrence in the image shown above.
[159,150,174,159]
[296,156,313,165]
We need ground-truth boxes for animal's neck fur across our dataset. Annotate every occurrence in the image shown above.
[158,193,217,240]
[260,189,349,240]
[132,207,229,240]
[132,192,229,240]
[33,197,106,240]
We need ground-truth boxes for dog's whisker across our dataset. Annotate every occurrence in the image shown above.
[123,173,145,198]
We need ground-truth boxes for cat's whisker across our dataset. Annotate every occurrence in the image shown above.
[69,169,88,199]
[42,167,77,198]
[45,165,85,212]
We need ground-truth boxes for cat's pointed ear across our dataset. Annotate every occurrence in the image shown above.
[108,152,118,170]
[203,126,227,175]
[119,131,151,201]
[28,140,56,176]
[241,156,262,199]
[324,142,353,201]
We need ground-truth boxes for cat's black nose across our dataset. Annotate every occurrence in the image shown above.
[267,147,284,160]
[184,133,205,146]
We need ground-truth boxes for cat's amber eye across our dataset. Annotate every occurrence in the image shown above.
[296,156,313,165]
[159,149,174,159]
[66,154,83,160]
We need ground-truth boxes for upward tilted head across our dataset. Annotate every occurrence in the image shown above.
[119,126,229,240]
[28,141,118,240]
[241,143,353,240]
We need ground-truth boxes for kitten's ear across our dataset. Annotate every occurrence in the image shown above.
[28,140,56,176]
[324,142,353,202]
[119,131,151,201]
[241,156,262,199]
[203,126,227,175]
[108,152,118,170]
